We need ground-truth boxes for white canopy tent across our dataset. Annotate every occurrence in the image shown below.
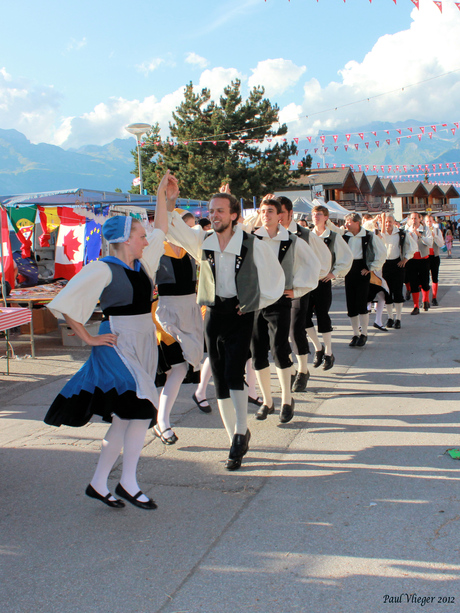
[313,197,349,219]
[292,197,315,216]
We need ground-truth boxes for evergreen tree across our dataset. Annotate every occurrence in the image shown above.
[131,80,311,202]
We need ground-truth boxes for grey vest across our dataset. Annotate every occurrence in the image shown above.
[255,232,296,289]
[197,230,261,314]
[322,231,337,271]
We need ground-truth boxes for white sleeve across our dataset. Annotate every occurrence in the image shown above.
[420,226,434,247]
[433,228,445,248]
[308,231,332,278]
[332,234,353,278]
[326,219,346,235]
[46,261,112,324]
[253,239,285,309]
[140,228,165,280]
[292,238,320,298]
[369,233,388,272]
[166,210,205,261]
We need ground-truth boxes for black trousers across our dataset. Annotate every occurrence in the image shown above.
[252,296,293,371]
[305,280,333,333]
[406,257,430,293]
[290,292,310,356]
[382,258,405,304]
[345,259,371,318]
[205,297,254,400]
[428,254,440,284]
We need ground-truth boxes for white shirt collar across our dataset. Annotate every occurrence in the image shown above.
[254,224,290,241]
[202,224,243,255]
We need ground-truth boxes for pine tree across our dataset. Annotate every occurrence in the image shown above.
[131,80,311,202]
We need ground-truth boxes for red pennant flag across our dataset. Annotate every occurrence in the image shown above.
[212,141,217,145]
[346,134,351,142]
[428,132,433,139]
[384,130,390,135]
[365,165,369,171]
[320,135,326,144]
[359,133,364,140]
[397,129,402,135]
[317,163,320,168]
[455,122,459,129]
[431,125,437,132]
[350,165,354,170]
[373,165,376,171]
[333,135,338,143]
[291,160,295,165]
[433,1,442,12]
[456,2,460,10]
[386,139,390,145]
[325,163,329,169]
[334,146,338,151]
[358,165,362,171]
[226,140,231,145]
[307,136,312,143]
[341,164,346,169]
[388,166,392,171]
[397,138,401,145]
[365,143,369,149]
[354,144,359,150]
[404,166,407,172]
[418,134,422,141]
[304,149,309,154]
[375,141,380,147]
[411,0,419,8]
[314,148,318,153]
[344,145,349,151]
[324,147,328,153]
[381,166,384,172]
[452,128,456,136]
[293,138,299,144]
[420,126,425,133]
[396,166,400,171]
[333,164,336,168]
[372,131,377,136]
[408,127,413,133]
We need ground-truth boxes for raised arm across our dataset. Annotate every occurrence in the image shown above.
[155,170,179,232]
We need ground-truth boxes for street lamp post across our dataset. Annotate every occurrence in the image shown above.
[125,123,151,194]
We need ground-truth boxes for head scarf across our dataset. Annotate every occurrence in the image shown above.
[102,216,132,243]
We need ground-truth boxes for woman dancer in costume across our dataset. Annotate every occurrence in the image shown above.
[44,178,168,509]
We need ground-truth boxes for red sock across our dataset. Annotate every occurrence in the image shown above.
[432,283,438,299]
[405,282,411,293]
[413,292,420,308]
[421,289,430,303]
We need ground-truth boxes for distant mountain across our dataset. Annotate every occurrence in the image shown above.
[1,121,459,196]
[0,129,136,194]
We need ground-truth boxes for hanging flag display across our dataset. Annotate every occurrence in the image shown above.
[0,206,16,289]
[54,208,86,281]
[84,220,102,265]
[6,205,37,258]
[38,206,61,248]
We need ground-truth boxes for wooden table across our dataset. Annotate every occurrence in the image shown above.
[0,307,32,374]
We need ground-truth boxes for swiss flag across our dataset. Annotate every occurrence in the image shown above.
[54,208,86,281]
[0,206,15,288]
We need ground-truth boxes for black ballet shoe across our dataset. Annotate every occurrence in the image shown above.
[115,483,157,510]
[192,392,212,413]
[85,484,125,508]
[248,395,263,407]
[153,424,178,445]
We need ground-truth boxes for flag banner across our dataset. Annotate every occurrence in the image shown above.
[7,205,37,258]
[38,206,61,247]
[1,206,16,289]
[54,208,87,280]
[84,220,102,265]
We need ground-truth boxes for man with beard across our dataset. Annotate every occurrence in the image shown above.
[161,173,284,471]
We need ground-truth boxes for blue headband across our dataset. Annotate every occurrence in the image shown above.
[102,216,133,243]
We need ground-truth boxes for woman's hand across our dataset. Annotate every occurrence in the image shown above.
[87,333,118,347]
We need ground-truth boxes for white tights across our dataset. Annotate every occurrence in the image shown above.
[90,415,150,502]
[157,362,188,438]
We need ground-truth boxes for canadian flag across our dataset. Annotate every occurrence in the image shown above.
[0,206,15,288]
[54,208,86,281]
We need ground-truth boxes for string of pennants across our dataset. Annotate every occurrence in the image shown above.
[311,160,460,175]
[265,0,460,12]
[142,120,459,152]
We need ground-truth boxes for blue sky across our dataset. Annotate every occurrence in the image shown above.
[1,0,459,149]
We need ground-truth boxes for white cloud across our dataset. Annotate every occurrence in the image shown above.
[66,37,87,52]
[197,67,243,99]
[296,3,460,134]
[136,58,164,76]
[185,52,209,69]
[0,68,63,143]
[248,59,307,98]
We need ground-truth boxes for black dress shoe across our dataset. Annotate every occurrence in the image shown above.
[255,402,274,420]
[411,307,420,315]
[322,354,335,371]
[386,318,394,328]
[394,319,401,329]
[431,297,438,306]
[349,335,359,347]
[373,323,387,331]
[225,430,251,470]
[85,484,125,508]
[423,301,430,311]
[292,371,310,392]
[192,392,212,413]
[115,483,157,510]
[356,334,367,347]
[279,399,295,423]
[312,345,325,368]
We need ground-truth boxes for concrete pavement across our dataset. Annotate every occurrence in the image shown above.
[1,247,459,613]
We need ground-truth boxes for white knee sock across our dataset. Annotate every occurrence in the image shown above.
[296,353,309,374]
[245,359,258,399]
[276,366,292,406]
[91,415,128,498]
[229,388,248,435]
[395,302,403,319]
[157,362,187,437]
[386,303,394,319]
[359,313,369,336]
[374,293,385,327]
[306,326,322,352]
[322,332,332,356]
[217,398,236,443]
[255,366,273,407]
[350,316,360,336]
[195,357,212,402]
[120,419,151,502]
